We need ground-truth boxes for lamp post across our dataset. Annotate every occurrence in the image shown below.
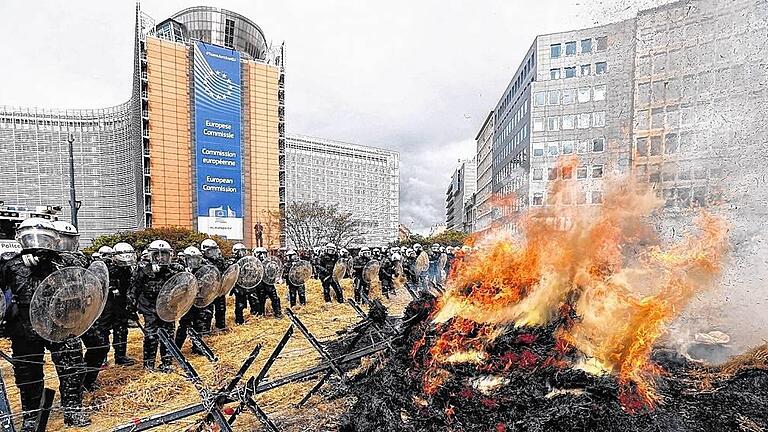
[67,133,81,229]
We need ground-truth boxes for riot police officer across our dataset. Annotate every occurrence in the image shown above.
[379,251,395,299]
[427,243,441,284]
[201,239,228,331]
[110,242,137,365]
[229,243,254,325]
[283,250,306,307]
[445,246,456,278]
[1,218,91,428]
[317,243,344,303]
[253,247,282,318]
[352,247,372,303]
[403,248,419,291]
[175,246,210,354]
[131,240,184,372]
[413,243,428,289]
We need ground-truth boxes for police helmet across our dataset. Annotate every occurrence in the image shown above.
[52,220,79,252]
[15,218,59,251]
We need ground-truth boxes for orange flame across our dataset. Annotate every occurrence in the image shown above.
[421,157,729,410]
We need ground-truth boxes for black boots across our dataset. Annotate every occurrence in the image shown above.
[63,408,92,428]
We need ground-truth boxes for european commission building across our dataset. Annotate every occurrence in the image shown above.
[0,6,285,246]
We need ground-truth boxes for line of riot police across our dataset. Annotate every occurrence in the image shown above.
[0,216,471,431]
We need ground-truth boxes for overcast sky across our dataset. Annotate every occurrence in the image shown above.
[0,0,668,234]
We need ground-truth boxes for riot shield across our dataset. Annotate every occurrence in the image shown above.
[362,259,381,284]
[156,272,199,322]
[0,292,6,322]
[193,265,221,308]
[439,253,448,270]
[333,259,347,284]
[218,264,239,296]
[263,257,283,285]
[288,260,313,286]
[88,260,110,293]
[394,261,404,278]
[237,256,264,290]
[415,252,429,274]
[30,266,107,342]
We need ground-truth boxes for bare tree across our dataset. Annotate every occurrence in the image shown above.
[284,201,368,249]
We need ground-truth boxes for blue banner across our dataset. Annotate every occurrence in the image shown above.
[194,41,243,239]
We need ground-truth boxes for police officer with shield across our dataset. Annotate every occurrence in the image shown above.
[229,243,255,325]
[253,247,282,318]
[175,246,211,354]
[283,250,307,307]
[131,240,184,372]
[109,242,138,365]
[352,247,372,303]
[201,239,228,331]
[318,243,344,303]
[0,218,91,429]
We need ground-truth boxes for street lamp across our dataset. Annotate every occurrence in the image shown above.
[67,133,81,229]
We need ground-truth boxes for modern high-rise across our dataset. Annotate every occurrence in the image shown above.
[284,134,400,247]
[445,158,477,232]
[480,0,766,232]
[0,5,285,247]
[474,111,495,232]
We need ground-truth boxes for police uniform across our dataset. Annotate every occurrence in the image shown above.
[131,261,184,370]
[1,249,89,428]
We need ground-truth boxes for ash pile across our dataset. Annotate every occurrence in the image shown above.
[339,292,768,432]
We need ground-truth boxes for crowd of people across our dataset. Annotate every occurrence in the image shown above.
[0,217,469,430]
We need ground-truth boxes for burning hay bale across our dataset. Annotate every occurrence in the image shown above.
[339,174,768,432]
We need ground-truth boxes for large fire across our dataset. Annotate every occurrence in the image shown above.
[418,158,729,411]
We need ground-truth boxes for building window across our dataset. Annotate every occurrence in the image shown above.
[548,143,559,156]
[593,84,606,101]
[578,87,591,103]
[533,118,545,132]
[578,140,588,154]
[591,191,603,204]
[548,167,558,180]
[547,117,559,131]
[562,89,575,104]
[592,138,605,152]
[550,68,561,80]
[581,64,592,76]
[533,145,545,157]
[593,111,606,127]
[534,92,546,106]
[562,140,574,154]
[547,90,560,105]
[533,193,544,206]
[565,41,577,56]
[596,36,608,51]
[533,168,543,180]
[562,115,575,130]
[551,44,562,58]
[581,38,592,53]
[577,166,588,179]
[592,165,604,178]
[665,133,679,154]
[636,137,648,156]
[595,62,608,74]
[565,67,577,78]
[578,113,591,129]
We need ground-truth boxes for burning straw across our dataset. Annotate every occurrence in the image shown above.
[339,165,768,432]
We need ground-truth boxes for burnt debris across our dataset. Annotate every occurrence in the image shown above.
[339,294,768,432]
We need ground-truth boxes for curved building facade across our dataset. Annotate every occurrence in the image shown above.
[170,6,268,60]
[0,5,284,246]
